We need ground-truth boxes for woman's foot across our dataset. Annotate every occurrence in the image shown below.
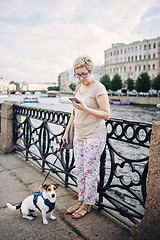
[66,201,83,214]
[72,203,91,219]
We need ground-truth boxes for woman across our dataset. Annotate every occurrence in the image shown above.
[62,56,110,219]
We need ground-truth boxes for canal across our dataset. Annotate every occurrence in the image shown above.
[1,94,159,123]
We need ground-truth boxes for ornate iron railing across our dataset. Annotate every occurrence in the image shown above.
[12,104,152,227]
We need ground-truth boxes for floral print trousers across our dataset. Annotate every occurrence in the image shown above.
[73,135,106,205]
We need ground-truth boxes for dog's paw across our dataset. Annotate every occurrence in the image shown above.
[43,219,48,225]
[50,215,56,220]
[23,215,34,220]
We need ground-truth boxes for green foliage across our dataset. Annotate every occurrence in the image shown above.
[110,74,122,91]
[126,77,134,91]
[100,74,111,90]
[69,83,77,91]
[48,86,60,91]
[10,81,20,90]
[152,74,160,90]
[135,72,151,92]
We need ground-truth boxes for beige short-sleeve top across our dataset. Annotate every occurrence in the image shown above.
[74,80,107,138]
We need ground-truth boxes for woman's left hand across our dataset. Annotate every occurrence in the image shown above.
[72,100,87,112]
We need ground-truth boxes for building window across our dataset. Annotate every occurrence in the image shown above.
[135,66,137,71]
[135,56,137,61]
[110,68,112,73]
[110,52,112,56]
[114,51,116,55]
[139,45,142,51]
[121,49,123,54]
[153,43,156,48]
[153,53,156,58]
[128,48,130,52]
[144,54,146,59]
[132,47,134,52]
[139,66,141,71]
[131,56,133,61]
[149,44,151,49]
[124,49,126,54]
[135,46,138,51]
[148,65,150,70]
[129,66,132,71]
[124,67,126,72]
[153,64,155,70]
[144,45,147,50]
[117,50,119,55]
[143,65,146,71]
[148,54,151,59]
[139,55,142,60]
[128,57,130,62]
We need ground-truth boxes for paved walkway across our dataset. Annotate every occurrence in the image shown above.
[0,151,130,240]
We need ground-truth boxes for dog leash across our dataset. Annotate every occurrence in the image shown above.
[38,170,51,191]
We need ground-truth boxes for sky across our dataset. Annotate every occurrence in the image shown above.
[0,0,160,84]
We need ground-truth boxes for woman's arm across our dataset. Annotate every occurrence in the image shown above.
[72,94,110,120]
[62,112,74,143]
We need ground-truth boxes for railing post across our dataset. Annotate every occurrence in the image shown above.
[130,121,160,240]
[99,145,106,205]
[65,149,70,188]
[0,101,15,153]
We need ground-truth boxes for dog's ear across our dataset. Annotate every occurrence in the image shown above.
[41,184,50,190]
[53,183,60,191]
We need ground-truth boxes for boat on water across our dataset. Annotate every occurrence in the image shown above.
[23,97,39,103]
[110,99,130,105]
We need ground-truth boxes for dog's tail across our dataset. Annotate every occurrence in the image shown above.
[6,203,21,211]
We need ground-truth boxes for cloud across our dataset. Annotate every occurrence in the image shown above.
[0,0,159,83]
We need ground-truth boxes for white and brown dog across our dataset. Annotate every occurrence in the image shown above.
[6,183,59,225]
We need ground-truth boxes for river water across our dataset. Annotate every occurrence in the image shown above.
[1,94,159,123]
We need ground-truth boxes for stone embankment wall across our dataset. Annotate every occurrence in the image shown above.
[109,95,160,106]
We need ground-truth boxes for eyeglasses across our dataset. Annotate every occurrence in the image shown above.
[74,71,90,78]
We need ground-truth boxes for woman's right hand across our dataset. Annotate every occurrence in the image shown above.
[62,132,69,144]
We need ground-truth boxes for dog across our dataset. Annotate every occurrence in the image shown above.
[6,183,59,225]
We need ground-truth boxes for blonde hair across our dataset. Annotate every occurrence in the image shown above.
[73,56,94,73]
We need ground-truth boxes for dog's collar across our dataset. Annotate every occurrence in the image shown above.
[33,192,55,213]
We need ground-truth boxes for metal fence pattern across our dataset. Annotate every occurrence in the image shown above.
[12,104,152,227]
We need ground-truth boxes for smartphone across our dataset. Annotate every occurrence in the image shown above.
[69,97,80,103]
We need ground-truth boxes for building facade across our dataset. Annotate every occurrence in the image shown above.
[20,82,56,92]
[0,78,16,94]
[104,37,160,84]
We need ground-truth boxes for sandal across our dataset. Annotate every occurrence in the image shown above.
[72,203,91,219]
[66,201,83,214]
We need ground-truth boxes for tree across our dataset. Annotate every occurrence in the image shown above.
[152,74,160,91]
[10,81,20,90]
[110,74,122,91]
[126,77,134,91]
[69,83,77,91]
[135,72,151,92]
[100,74,111,90]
